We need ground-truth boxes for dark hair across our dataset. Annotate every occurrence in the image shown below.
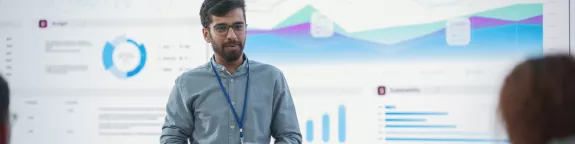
[499,54,575,144]
[199,0,246,28]
[0,75,8,121]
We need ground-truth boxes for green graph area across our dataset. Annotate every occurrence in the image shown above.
[349,22,446,45]
[273,5,317,29]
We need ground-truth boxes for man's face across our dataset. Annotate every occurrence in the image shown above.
[203,8,247,62]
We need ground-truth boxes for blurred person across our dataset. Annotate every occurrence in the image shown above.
[499,54,575,144]
[160,0,302,143]
[0,75,9,144]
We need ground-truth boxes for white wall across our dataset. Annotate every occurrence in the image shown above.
[571,0,575,55]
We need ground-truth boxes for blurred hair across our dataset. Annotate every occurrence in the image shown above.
[0,75,7,144]
[499,54,575,144]
[0,75,8,121]
[199,0,246,28]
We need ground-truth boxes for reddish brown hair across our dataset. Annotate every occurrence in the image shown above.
[499,55,575,144]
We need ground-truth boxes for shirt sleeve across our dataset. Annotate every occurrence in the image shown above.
[160,76,194,144]
[270,71,302,144]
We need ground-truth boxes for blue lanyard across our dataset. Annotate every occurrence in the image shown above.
[210,58,249,143]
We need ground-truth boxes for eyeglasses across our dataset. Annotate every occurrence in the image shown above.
[211,23,247,36]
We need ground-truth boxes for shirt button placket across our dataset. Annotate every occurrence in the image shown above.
[228,73,236,144]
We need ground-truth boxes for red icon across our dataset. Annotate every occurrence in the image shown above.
[377,86,386,96]
[39,20,48,28]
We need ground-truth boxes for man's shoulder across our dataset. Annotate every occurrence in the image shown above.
[175,62,212,84]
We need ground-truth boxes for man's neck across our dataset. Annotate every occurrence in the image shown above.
[214,54,244,73]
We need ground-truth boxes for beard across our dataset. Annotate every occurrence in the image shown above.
[212,38,244,62]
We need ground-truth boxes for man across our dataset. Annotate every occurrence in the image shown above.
[0,75,9,144]
[160,0,302,143]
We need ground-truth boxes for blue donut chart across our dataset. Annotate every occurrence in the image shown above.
[102,36,147,79]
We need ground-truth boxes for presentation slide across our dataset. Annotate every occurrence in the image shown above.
[0,0,571,143]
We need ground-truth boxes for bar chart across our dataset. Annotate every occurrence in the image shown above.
[291,92,376,144]
[377,95,508,144]
[305,104,346,143]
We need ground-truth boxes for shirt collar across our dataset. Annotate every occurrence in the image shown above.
[210,54,249,76]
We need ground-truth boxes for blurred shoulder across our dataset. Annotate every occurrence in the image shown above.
[175,62,213,86]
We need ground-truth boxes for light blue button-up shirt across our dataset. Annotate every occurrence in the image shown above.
[160,56,302,144]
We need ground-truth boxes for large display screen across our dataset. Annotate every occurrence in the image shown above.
[0,0,571,143]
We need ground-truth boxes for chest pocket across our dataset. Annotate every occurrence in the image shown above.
[192,87,229,124]
[248,85,274,113]
[245,82,274,128]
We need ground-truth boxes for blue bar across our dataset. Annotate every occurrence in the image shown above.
[322,114,329,142]
[386,125,456,128]
[338,105,346,142]
[386,131,491,136]
[385,118,426,122]
[386,112,448,115]
[306,120,313,142]
[386,137,509,143]
[385,105,396,109]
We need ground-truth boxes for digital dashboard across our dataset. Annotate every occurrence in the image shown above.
[0,0,572,143]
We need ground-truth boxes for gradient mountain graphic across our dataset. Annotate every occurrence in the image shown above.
[248,4,542,45]
[244,4,544,63]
